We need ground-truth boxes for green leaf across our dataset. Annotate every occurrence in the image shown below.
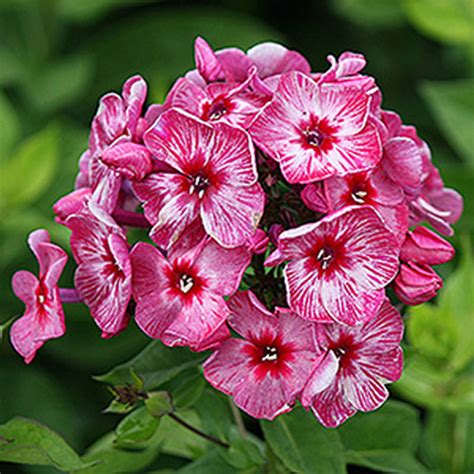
[95,341,205,391]
[58,0,132,23]
[0,317,14,344]
[160,368,205,409]
[0,93,20,160]
[0,417,94,470]
[0,126,58,209]
[421,410,474,473]
[338,401,427,472]
[115,406,160,447]
[261,406,346,474]
[403,0,473,45]
[420,79,474,168]
[226,435,265,471]
[75,431,160,474]
[333,0,405,27]
[178,449,235,473]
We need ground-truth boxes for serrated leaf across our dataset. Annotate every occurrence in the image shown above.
[0,126,58,208]
[261,406,346,474]
[420,79,474,168]
[95,341,205,391]
[0,417,94,470]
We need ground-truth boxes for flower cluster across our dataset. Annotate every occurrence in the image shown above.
[10,38,462,428]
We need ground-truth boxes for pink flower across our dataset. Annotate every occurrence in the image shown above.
[301,182,330,214]
[134,109,265,249]
[165,69,269,129]
[400,226,454,265]
[53,188,91,225]
[10,230,68,364]
[86,75,151,212]
[302,299,404,428]
[249,72,382,184]
[324,168,409,245]
[66,203,132,338]
[276,206,399,325]
[203,291,320,420]
[130,224,251,348]
[393,262,442,305]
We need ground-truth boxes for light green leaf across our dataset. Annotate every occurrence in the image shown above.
[338,401,427,472]
[0,417,94,470]
[261,406,346,474]
[115,406,160,447]
[421,80,474,168]
[0,93,20,161]
[95,341,204,391]
[404,0,474,44]
[24,54,93,113]
[333,0,405,27]
[145,391,174,418]
[0,126,58,209]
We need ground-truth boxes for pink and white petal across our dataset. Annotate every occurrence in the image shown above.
[247,43,311,78]
[356,299,404,352]
[227,291,277,340]
[376,203,409,246]
[383,137,423,189]
[320,85,371,135]
[150,190,200,250]
[122,75,147,134]
[166,78,207,116]
[10,314,43,364]
[89,158,122,214]
[101,142,152,181]
[301,350,339,407]
[194,37,225,82]
[310,379,357,428]
[203,338,255,395]
[162,291,229,347]
[325,121,381,175]
[191,320,230,352]
[370,167,405,205]
[356,347,403,383]
[54,188,91,225]
[195,240,251,295]
[382,110,402,138]
[12,271,39,308]
[216,48,254,82]
[342,363,389,412]
[210,122,258,186]
[279,221,325,258]
[275,309,318,352]
[233,370,294,420]
[143,109,214,172]
[201,182,264,248]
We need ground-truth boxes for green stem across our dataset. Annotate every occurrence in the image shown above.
[229,398,247,438]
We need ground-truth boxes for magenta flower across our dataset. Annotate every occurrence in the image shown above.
[53,187,91,226]
[67,203,132,338]
[134,109,265,249]
[276,206,399,325]
[324,168,409,245]
[85,75,151,212]
[166,69,269,129]
[249,72,382,184]
[203,291,320,420]
[130,225,251,348]
[301,299,404,428]
[10,230,68,364]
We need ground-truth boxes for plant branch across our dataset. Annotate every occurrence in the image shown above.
[229,398,247,438]
[168,413,229,449]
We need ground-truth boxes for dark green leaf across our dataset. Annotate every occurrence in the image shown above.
[95,341,205,391]
[178,449,235,473]
[0,417,93,470]
[261,406,346,474]
[226,435,265,471]
[194,389,233,442]
[161,368,205,409]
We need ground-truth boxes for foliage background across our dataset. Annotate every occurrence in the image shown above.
[0,0,472,473]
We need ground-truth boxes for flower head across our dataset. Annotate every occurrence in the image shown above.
[302,299,404,427]
[250,72,382,184]
[130,224,251,348]
[134,109,265,249]
[67,203,132,338]
[276,206,399,325]
[10,230,68,363]
[203,291,320,419]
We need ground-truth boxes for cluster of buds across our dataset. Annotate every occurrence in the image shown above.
[10,38,462,428]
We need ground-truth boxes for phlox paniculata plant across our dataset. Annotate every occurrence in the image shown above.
[10,38,462,428]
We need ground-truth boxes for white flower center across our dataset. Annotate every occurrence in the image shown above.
[317,247,334,270]
[179,274,194,293]
[261,346,278,362]
[189,174,210,199]
[351,189,367,204]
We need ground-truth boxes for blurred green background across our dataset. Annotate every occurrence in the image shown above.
[0,0,473,473]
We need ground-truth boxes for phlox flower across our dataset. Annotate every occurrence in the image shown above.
[249,71,382,184]
[203,291,320,420]
[130,224,251,348]
[67,203,132,338]
[274,206,399,325]
[10,230,68,363]
[302,299,403,428]
[134,108,265,249]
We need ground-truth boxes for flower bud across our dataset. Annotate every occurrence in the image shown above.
[301,183,329,213]
[400,226,454,265]
[393,261,442,305]
[247,229,270,254]
[53,188,91,225]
